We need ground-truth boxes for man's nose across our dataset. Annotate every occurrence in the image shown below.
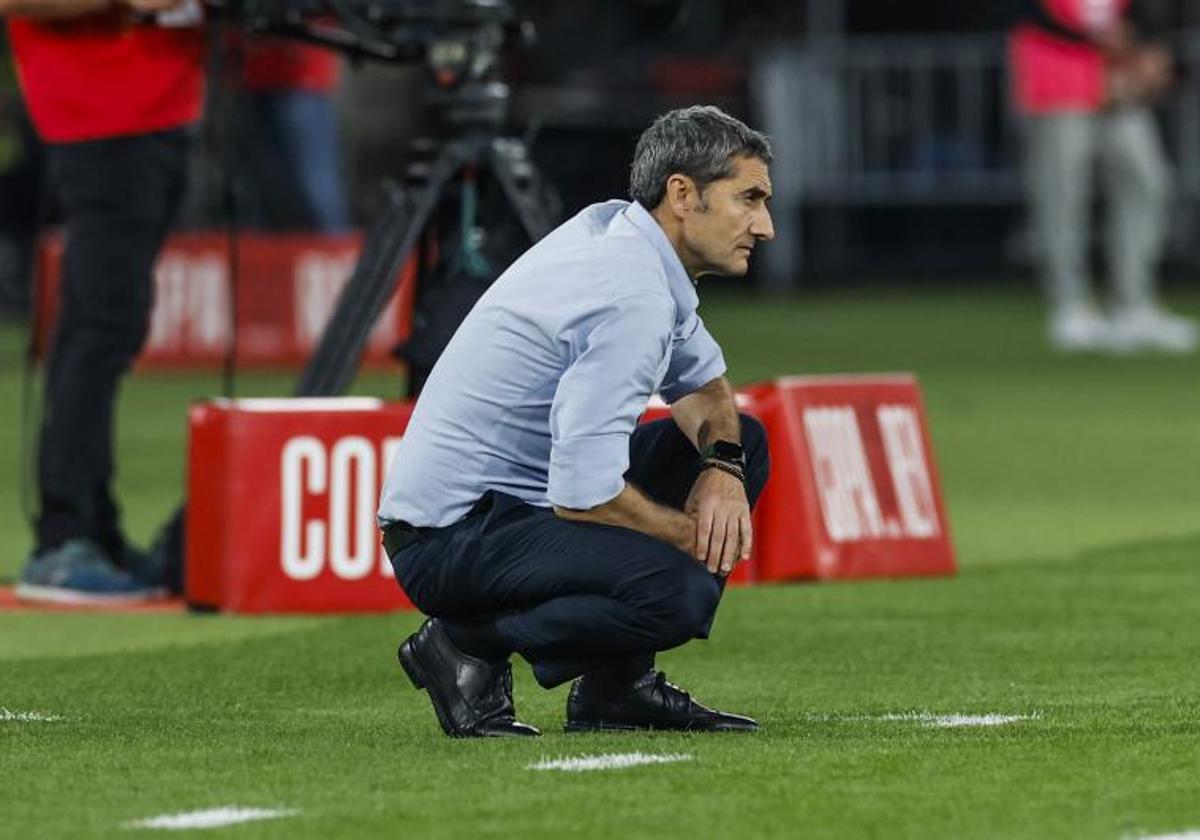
[751,207,775,242]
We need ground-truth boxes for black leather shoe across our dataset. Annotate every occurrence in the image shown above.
[397,618,540,738]
[565,670,758,733]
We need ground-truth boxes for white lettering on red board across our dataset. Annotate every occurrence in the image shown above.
[877,404,940,538]
[803,407,886,541]
[294,253,399,351]
[803,404,940,543]
[146,253,230,353]
[295,253,357,347]
[279,435,402,581]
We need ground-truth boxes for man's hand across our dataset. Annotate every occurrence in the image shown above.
[1131,44,1174,99]
[1109,43,1175,106]
[685,467,752,576]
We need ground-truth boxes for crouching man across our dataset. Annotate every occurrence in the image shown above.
[378,105,774,737]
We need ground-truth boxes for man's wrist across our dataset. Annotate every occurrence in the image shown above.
[699,458,747,487]
[698,439,746,481]
[699,439,744,461]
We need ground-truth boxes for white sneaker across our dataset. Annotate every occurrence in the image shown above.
[1108,305,1199,354]
[1049,305,1111,352]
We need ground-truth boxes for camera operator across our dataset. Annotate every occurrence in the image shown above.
[3,0,204,601]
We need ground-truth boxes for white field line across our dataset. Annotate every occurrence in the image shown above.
[811,711,1040,728]
[1130,833,1200,840]
[881,712,1039,728]
[0,707,63,722]
[123,807,298,831]
[527,752,693,772]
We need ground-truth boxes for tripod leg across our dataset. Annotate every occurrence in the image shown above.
[294,143,469,397]
[487,138,560,243]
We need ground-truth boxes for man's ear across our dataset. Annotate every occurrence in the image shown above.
[664,173,700,218]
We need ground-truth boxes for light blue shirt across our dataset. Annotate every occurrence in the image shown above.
[378,200,727,528]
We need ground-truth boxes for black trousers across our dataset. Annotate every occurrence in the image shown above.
[389,413,770,688]
[37,129,190,556]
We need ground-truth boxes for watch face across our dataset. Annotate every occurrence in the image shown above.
[711,441,745,461]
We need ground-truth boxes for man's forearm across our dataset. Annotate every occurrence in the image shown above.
[670,376,741,451]
[553,484,695,556]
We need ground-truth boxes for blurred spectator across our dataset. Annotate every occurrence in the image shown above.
[1010,0,1198,353]
[0,37,40,313]
[233,38,350,232]
[2,0,204,601]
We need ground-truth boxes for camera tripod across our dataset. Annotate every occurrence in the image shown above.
[294,119,558,396]
[158,2,559,598]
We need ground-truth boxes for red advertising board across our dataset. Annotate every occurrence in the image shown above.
[184,377,955,614]
[185,398,416,613]
[34,232,416,369]
[747,376,956,580]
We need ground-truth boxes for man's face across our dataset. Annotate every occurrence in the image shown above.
[678,154,775,278]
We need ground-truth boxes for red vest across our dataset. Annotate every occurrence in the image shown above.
[1010,0,1129,115]
[6,11,204,143]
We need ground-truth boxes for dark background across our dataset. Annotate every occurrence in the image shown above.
[4,0,1200,307]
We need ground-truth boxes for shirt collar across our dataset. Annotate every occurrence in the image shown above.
[623,200,698,315]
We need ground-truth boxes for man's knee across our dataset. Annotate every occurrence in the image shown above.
[739,413,770,505]
[739,413,766,454]
[63,319,151,370]
[651,565,721,647]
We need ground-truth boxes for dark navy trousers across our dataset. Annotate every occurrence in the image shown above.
[389,414,770,688]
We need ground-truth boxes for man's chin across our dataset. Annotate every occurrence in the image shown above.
[728,256,751,276]
[695,258,751,280]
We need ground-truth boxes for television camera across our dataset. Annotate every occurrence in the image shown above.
[207,0,535,130]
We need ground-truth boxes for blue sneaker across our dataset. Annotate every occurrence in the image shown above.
[16,539,168,605]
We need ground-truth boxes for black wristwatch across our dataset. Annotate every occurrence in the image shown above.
[700,440,746,471]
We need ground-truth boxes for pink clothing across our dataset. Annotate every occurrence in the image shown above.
[1010,0,1129,115]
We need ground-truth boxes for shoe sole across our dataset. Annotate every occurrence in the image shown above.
[564,721,642,733]
[397,638,465,738]
[14,583,169,606]
[564,720,757,733]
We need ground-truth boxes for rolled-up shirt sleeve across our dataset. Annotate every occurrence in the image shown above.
[657,311,727,404]
[547,292,675,509]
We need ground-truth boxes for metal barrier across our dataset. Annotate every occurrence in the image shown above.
[753,31,1200,285]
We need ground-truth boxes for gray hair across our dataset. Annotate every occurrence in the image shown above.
[629,105,772,210]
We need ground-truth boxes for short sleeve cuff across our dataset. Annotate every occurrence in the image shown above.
[547,433,629,509]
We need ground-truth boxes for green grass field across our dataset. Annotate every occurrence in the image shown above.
[2,286,1199,839]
